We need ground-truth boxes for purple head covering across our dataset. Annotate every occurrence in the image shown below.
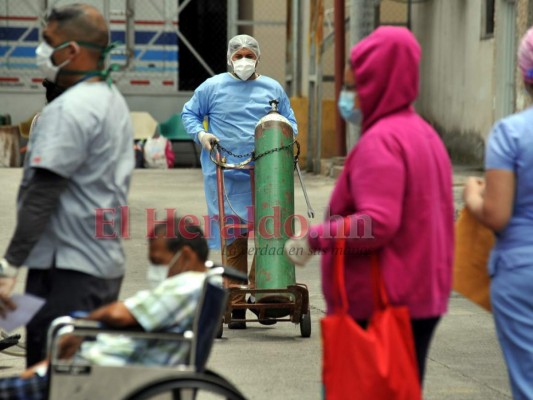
[518,27,533,83]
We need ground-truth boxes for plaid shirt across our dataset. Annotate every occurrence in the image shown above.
[0,375,47,400]
[79,271,207,366]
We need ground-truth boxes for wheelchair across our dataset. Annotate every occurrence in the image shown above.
[45,262,247,400]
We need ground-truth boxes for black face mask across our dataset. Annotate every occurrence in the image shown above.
[42,79,66,103]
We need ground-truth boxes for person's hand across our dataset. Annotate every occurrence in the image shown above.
[0,292,16,318]
[284,236,314,266]
[20,360,49,379]
[198,131,219,151]
[58,334,83,360]
[0,258,18,317]
[463,177,485,204]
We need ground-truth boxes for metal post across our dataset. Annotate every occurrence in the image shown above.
[291,0,302,96]
[307,0,320,172]
[307,64,317,172]
[286,0,294,95]
[103,0,110,22]
[315,56,324,174]
[124,0,135,70]
[227,0,238,43]
[238,0,254,36]
[347,0,364,150]
[407,0,412,30]
[39,0,48,27]
[334,0,346,157]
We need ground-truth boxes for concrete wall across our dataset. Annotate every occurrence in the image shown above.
[411,0,496,163]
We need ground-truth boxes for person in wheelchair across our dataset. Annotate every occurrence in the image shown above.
[0,217,210,400]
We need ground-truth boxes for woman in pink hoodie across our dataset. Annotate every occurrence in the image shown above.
[286,27,454,383]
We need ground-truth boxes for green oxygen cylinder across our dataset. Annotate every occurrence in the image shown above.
[254,99,295,316]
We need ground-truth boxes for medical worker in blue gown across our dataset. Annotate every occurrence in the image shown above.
[464,27,533,399]
[181,34,298,329]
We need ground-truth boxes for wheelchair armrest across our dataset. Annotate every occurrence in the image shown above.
[49,319,195,364]
[46,316,76,355]
[65,327,194,342]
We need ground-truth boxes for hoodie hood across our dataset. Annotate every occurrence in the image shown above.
[350,26,421,132]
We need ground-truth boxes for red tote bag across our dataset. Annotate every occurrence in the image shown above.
[321,229,422,400]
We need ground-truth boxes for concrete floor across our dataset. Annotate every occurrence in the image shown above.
[0,167,512,399]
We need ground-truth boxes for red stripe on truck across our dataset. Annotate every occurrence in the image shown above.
[110,19,178,26]
[130,80,150,85]
[0,77,19,82]
[0,16,39,21]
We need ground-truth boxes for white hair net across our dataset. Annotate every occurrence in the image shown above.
[226,34,260,66]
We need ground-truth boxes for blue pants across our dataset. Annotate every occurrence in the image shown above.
[491,266,533,400]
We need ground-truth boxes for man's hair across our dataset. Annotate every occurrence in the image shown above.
[151,217,209,263]
[47,4,109,48]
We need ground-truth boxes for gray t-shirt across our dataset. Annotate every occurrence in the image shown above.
[20,81,134,278]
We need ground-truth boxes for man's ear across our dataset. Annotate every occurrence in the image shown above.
[64,41,81,60]
[174,245,200,272]
[179,245,194,262]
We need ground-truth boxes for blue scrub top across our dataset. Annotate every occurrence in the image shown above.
[181,72,298,248]
[486,107,533,274]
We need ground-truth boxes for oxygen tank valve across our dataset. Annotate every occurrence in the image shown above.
[269,99,279,113]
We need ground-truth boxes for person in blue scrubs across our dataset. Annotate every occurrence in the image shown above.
[181,34,298,329]
[464,28,533,400]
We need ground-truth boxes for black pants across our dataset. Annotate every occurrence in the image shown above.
[25,267,122,367]
[357,317,440,384]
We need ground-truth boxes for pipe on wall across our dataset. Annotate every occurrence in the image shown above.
[334,0,346,156]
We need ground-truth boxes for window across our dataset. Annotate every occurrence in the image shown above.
[483,0,496,38]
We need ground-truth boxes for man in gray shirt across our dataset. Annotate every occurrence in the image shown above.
[0,4,133,367]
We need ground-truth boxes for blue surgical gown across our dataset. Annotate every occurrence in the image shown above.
[181,72,298,249]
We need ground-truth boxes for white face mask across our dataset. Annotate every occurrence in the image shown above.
[146,250,181,289]
[146,264,168,289]
[232,58,256,81]
[36,42,71,83]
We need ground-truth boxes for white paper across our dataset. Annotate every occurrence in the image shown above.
[0,294,45,332]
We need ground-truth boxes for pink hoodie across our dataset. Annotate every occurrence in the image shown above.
[308,27,454,320]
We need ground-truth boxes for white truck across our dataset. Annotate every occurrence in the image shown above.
[0,0,189,124]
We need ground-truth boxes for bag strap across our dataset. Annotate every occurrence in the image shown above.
[333,229,349,313]
[332,216,390,313]
[370,253,390,310]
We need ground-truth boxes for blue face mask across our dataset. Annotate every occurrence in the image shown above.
[338,90,362,125]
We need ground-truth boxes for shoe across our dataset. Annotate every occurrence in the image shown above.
[0,334,20,351]
[228,308,246,329]
[247,298,277,325]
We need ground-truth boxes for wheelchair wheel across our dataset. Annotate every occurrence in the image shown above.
[125,372,246,400]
